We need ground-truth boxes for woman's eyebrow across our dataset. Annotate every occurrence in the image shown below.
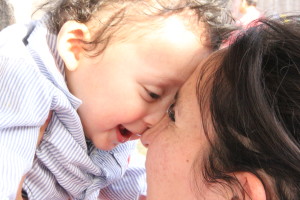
[174,92,178,100]
[174,91,179,103]
[174,90,183,107]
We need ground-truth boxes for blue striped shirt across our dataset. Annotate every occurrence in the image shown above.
[0,19,146,200]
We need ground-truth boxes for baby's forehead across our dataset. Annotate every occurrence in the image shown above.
[155,15,202,36]
[89,4,205,43]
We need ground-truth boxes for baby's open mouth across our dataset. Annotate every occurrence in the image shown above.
[118,125,132,139]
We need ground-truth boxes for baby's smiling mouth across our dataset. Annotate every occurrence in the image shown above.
[118,125,133,139]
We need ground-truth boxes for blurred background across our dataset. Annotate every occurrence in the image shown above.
[230,0,300,19]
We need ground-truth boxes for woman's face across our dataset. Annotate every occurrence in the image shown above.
[141,63,230,199]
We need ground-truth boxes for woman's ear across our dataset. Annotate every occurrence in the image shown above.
[57,20,91,71]
[234,172,266,200]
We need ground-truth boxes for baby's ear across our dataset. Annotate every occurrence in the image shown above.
[234,172,266,200]
[57,20,91,71]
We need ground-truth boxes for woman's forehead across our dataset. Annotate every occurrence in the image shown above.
[178,49,225,117]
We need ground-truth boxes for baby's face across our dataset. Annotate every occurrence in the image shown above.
[67,16,211,150]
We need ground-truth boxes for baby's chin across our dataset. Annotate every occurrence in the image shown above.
[93,140,118,151]
[87,131,118,151]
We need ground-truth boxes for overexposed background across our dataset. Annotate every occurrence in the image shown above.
[5,0,45,23]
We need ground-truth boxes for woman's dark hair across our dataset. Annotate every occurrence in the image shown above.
[198,15,300,199]
[36,0,235,54]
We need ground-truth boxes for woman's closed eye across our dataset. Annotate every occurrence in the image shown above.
[167,92,178,122]
[167,102,176,122]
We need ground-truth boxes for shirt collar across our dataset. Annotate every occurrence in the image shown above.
[27,17,82,110]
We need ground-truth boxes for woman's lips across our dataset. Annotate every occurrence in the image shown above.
[116,125,133,143]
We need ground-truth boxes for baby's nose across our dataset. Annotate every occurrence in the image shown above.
[143,109,165,128]
[122,120,150,138]
[141,115,169,147]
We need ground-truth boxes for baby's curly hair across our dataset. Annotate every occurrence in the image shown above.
[37,0,234,54]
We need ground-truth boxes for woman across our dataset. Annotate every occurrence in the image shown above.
[141,15,300,199]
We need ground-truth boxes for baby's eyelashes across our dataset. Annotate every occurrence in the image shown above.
[148,91,160,100]
[143,86,162,102]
